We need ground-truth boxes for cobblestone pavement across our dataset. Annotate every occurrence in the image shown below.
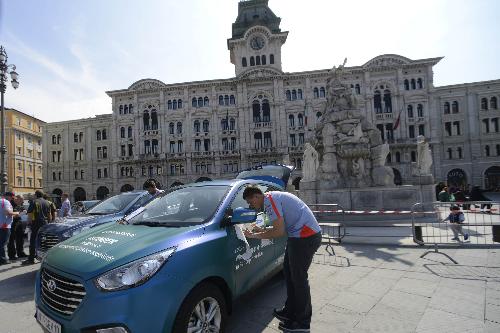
[1,244,499,332]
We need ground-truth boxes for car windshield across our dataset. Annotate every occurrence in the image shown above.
[130,185,229,226]
[87,193,142,215]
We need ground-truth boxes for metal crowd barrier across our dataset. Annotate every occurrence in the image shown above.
[411,201,500,264]
[308,204,346,255]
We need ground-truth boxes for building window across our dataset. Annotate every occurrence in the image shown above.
[407,105,414,118]
[445,122,452,136]
[447,148,453,159]
[313,87,319,98]
[496,144,500,156]
[483,119,490,133]
[299,133,305,145]
[290,134,296,147]
[411,79,416,90]
[383,90,392,113]
[74,133,78,143]
[409,125,415,139]
[97,169,102,179]
[374,91,382,114]
[263,132,272,147]
[493,118,499,132]
[203,139,210,151]
[128,126,133,138]
[417,78,423,89]
[491,97,498,110]
[177,122,182,134]
[404,79,409,90]
[411,151,417,162]
[194,120,200,133]
[444,102,450,114]
[203,120,210,133]
[417,104,424,117]
[254,133,263,149]
[481,97,488,110]
[128,144,133,156]
[177,140,183,153]
[195,139,201,152]
[453,121,461,135]
[121,145,126,156]
[452,101,459,113]
[169,122,175,135]
[288,115,295,128]
[270,54,274,64]
[319,87,325,98]
[120,127,125,138]
[457,147,463,159]
[418,124,425,136]
[395,152,401,163]
[485,145,490,157]
[242,57,247,67]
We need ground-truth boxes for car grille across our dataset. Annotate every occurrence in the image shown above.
[39,232,60,252]
[41,268,86,316]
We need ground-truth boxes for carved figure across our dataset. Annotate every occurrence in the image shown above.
[302,143,319,181]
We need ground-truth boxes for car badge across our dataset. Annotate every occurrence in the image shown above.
[47,279,57,292]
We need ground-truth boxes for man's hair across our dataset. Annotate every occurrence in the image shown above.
[35,190,44,198]
[450,204,460,211]
[243,186,263,200]
[42,194,49,200]
[144,180,156,189]
[62,193,69,198]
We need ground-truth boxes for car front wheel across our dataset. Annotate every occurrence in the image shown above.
[172,282,227,333]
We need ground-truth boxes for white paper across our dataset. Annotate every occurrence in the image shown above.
[234,224,250,248]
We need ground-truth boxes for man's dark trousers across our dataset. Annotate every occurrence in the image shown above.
[283,232,322,326]
[7,219,25,258]
[28,222,45,261]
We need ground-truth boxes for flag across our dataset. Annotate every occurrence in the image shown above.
[393,96,405,130]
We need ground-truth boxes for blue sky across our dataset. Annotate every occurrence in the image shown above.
[1,0,499,123]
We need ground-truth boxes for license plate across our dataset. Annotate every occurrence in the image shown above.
[36,308,61,333]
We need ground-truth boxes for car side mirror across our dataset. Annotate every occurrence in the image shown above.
[230,207,257,224]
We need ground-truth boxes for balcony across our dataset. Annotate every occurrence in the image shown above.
[167,152,186,159]
[219,150,240,157]
[288,146,304,153]
[251,147,277,155]
[191,151,214,158]
[253,121,272,129]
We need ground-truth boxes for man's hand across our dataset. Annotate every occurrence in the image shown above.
[244,229,257,238]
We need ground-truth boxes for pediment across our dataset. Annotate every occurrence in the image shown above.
[238,67,283,79]
[363,54,411,69]
[129,79,167,91]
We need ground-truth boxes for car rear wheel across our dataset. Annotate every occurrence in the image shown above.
[172,282,227,333]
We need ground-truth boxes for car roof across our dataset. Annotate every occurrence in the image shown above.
[182,178,283,189]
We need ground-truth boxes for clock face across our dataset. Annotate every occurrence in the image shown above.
[250,36,265,50]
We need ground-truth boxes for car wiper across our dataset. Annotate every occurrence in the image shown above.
[87,212,108,216]
[133,221,186,227]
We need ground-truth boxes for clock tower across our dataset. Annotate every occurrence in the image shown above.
[227,0,288,76]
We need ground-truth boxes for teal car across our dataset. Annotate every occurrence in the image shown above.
[35,165,293,333]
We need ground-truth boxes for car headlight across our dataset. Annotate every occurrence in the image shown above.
[62,224,96,238]
[95,248,175,291]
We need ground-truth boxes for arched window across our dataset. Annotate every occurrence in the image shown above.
[374,90,382,114]
[230,95,235,105]
[404,79,409,90]
[298,113,304,126]
[121,167,125,177]
[79,132,83,142]
[52,135,56,144]
[411,151,417,162]
[270,54,274,64]
[52,172,56,181]
[395,152,401,163]
[144,140,151,155]
[485,145,490,157]
[120,127,125,138]
[417,78,423,89]
[129,104,133,113]
[203,120,210,132]
[261,55,266,65]
[177,122,182,134]
[178,99,182,109]
[262,99,270,122]
[411,79,416,90]
[124,105,128,114]
[292,90,297,100]
[355,84,361,94]
[256,56,261,65]
[481,98,488,110]
[221,118,228,131]
[75,170,78,180]
[250,56,255,66]
[203,96,209,107]
[319,87,325,98]
[288,114,295,128]
[242,57,247,67]
[169,122,174,134]
[457,147,463,159]
[313,87,319,98]
[452,101,459,113]
[192,98,197,107]
[119,105,123,114]
[407,105,414,118]
[444,102,450,114]
[253,100,261,123]
[128,126,132,138]
[194,120,200,133]
[151,111,158,130]
[447,148,453,159]
[383,90,392,113]
[297,89,303,100]
[57,134,61,144]
[254,133,263,149]
[80,170,84,180]
[102,129,106,140]
[197,97,203,108]
[417,104,424,117]
[286,90,291,101]
[490,97,498,110]
[230,118,235,130]
[74,133,78,143]
[219,95,224,105]
[172,100,177,110]
[224,95,229,106]
[143,111,150,130]
[152,139,159,154]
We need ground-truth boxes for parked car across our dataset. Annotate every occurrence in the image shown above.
[35,165,293,333]
[70,200,101,216]
[36,191,153,260]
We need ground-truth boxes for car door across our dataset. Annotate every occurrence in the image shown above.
[229,183,277,295]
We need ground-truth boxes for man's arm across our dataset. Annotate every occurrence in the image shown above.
[244,217,285,239]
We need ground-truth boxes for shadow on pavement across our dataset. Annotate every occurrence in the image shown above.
[424,263,500,281]
[0,268,38,303]
[338,243,415,266]
[227,272,286,333]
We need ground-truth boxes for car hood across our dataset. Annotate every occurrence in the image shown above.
[40,213,122,233]
[43,222,202,280]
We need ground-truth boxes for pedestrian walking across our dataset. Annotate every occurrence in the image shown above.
[60,193,72,218]
[7,193,27,260]
[0,192,20,265]
[243,186,321,332]
[22,190,51,265]
[444,204,469,242]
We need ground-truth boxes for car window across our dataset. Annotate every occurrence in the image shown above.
[129,185,229,225]
[128,194,151,212]
[87,193,141,215]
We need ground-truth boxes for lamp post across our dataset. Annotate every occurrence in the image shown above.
[0,46,20,194]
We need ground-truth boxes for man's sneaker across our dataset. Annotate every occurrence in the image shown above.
[17,253,28,258]
[278,321,310,332]
[464,234,469,241]
[21,259,36,265]
[273,307,292,322]
[451,237,459,241]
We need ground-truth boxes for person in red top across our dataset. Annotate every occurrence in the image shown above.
[243,186,321,333]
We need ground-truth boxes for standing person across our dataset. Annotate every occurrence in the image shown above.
[7,193,27,260]
[438,186,450,202]
[59,193,72,218]
[145,180,164,198]
[43,193,57,222]
[22,190,51,265]
[243,186,321,333]
[0,192,20,265]
[444,204,469,241]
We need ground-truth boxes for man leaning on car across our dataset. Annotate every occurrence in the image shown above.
[22,190,52,265]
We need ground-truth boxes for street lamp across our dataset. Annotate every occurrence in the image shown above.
[0,45,20,194]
